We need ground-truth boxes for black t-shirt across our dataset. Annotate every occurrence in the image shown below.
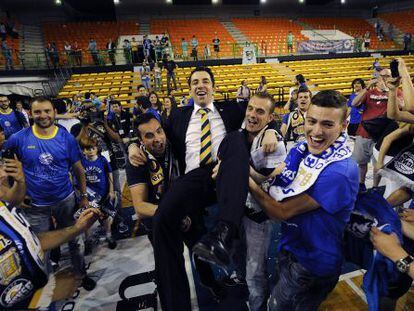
[125,156,168,205]
[164,60,176,74]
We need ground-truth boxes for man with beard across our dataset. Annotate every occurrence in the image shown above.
[248,90,359,310]
[0,94,28,140]
[127,113,226,299]
[4,97,96,291]
[280,86,311,143]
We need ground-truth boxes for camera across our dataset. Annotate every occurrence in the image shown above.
[79,104,103,124]
[390,59,399,78]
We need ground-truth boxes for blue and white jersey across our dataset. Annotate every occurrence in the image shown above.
[0,202,48,310]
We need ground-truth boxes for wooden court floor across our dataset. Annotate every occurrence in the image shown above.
[320,271,414,311]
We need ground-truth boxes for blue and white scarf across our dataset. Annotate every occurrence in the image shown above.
[269,133,352,201]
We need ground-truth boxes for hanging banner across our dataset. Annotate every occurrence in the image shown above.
[298,39,354,54]
[242,44,257,64]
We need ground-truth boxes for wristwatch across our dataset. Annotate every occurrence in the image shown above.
[80,192,88,199]
[395,255,414,273]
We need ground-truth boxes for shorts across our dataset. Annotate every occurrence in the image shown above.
[352,136,375,164]
[214,45,219,52]
[347,123,359,136]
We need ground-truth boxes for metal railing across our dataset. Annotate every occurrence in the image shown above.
[0,38,406,72]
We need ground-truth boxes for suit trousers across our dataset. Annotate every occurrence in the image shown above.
[152,131,250,311]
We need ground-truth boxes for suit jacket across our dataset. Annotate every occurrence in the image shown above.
[166,101,247,175]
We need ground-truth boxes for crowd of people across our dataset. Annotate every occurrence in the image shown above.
[42,32,224,70]
[1,56,414,311]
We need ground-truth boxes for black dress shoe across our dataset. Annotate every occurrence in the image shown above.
[192,254,227,302]
[106,236,117,249]
[192,221,234,270]
[82,275,96,291]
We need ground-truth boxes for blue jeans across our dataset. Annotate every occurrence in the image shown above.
[22,193,86,275]
[142,78,151,90]
[269,250,339,311]
[243,217,274,311]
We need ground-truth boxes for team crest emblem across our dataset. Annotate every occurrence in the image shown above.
[395,151,414,175]
[0,278,33,307]
[38,152,54,165]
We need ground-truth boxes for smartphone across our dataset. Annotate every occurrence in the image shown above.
[390,59,400,78]
[1,148,15,160]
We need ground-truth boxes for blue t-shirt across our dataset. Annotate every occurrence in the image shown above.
[282,113,289,125]
[182,41,188,51]
[279,157,359,277]
[347,93,364,125]
[4,126,82,206]
[92,98,102,110]
[0,110,24,139]
[82,155,112,199]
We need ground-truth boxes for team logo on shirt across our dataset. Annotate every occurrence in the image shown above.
[38,152,54,165]
[0,234,12,252]
[4,121,10,127]
[0,248,22,286]
[395,151,414,175]
[0,278,33,307]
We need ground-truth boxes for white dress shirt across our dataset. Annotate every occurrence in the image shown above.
[185,102,226,173]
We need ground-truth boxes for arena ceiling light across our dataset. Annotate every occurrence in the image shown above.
[260,0,266,3]
[166,0,172,3]
[212,0,219,4]
[299,0,305,3]
[114,0,120,4]
[55,0,62,5]
[340,0,346,3]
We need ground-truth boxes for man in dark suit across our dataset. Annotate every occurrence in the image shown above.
[129,67,278,311]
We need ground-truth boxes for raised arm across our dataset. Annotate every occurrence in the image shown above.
[398,58,414,113]
[387,80,414,123]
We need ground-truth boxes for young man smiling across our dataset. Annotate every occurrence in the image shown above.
[280,86,311,142]
[248,90,359,310]
[239,92,286,311]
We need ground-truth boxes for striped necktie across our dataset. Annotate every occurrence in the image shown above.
[198,108,213,166]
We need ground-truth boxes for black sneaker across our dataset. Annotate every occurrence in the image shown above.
[222,272,246,287]
[107,237,117,249]
[82,275,96,291]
